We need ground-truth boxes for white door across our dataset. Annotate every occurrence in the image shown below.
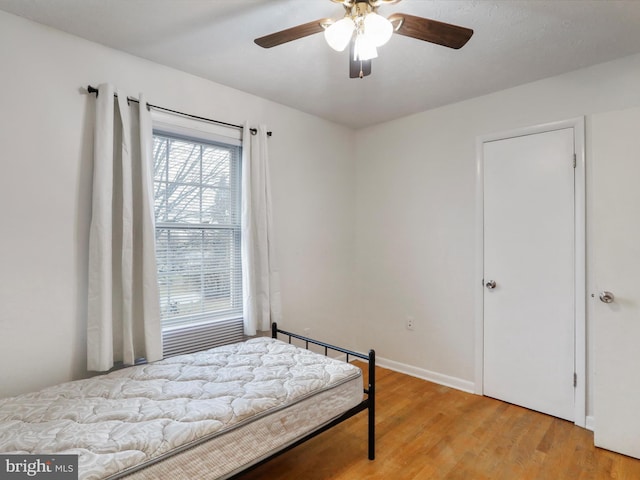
[483,128,575,421]
[591,107,640,459]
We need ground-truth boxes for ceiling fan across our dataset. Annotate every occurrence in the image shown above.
[254,0,473,79]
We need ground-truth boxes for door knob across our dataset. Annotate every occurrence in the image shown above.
[599,291,614,303]
[485,280,496,290]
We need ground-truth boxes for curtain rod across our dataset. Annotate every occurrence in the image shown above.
[86,85,272,137]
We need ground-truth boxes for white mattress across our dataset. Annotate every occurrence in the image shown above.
[0,337,363,480]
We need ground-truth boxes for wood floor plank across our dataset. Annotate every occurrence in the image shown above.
[236,364,640,480]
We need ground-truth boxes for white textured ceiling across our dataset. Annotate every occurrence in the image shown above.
[2,0,640,128]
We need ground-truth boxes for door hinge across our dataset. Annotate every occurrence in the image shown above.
[573,154,577,169]
[573,372,577,387]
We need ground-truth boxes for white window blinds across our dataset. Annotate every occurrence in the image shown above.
[153,125,244,356]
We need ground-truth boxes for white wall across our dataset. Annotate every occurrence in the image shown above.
[354,53,640,411]
[0,10,356,398]
[4,6,640,419]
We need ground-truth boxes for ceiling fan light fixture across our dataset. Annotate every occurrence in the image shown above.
[254,0,474,79]
[324,17,355,51]
[363,12,393,47]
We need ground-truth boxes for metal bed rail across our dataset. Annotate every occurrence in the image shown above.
[271,322,376,461]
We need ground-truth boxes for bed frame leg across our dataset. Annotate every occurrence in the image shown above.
[368,348,376,460]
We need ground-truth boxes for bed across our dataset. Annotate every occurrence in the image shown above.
[0,323,375,479]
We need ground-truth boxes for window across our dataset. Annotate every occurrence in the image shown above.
[153,127,244,356]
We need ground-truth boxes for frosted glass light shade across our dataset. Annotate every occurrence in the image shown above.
[324,17,355,52]
[353,34,378,61]
[363,12,393,47]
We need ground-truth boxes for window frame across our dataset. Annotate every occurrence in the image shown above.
[151,111,245,356]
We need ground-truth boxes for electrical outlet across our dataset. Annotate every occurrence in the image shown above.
[406,317,415,330]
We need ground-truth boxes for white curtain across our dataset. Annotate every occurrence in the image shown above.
[242,124,282,335]
[87,83,162,371]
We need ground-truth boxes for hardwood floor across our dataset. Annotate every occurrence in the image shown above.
[237,363,640,480]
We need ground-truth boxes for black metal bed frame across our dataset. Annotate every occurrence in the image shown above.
[229,323,376,478]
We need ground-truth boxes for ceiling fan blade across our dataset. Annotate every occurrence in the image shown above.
[254,19,331,48]
[388,13,473,49]
[349,43,372,78]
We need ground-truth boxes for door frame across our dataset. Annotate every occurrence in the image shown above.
[474,117,586,428]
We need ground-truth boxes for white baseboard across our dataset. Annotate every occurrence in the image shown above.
[376,356,475,394]
[586,415,595,431]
